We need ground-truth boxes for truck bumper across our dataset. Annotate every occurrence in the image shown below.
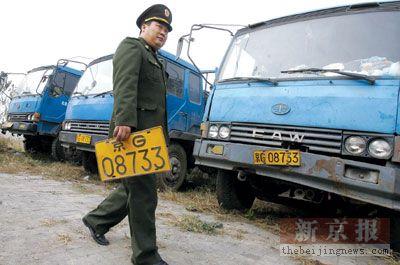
[0,121,37,135]
[193,139,400,211]
[58,131,107,152]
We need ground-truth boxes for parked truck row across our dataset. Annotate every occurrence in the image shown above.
[1,50,209,191]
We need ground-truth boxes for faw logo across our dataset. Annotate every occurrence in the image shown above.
[252,129,305,143]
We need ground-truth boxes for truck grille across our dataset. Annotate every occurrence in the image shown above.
[230,122,343,154]
[8,113,31,122]
[69,120,110,135]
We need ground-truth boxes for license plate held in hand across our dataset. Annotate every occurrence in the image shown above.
[95,126,171,181]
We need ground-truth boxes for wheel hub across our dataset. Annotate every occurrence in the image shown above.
[166,157,181,182]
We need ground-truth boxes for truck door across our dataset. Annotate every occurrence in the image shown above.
[40,70,80,123]
[185,71,203,134]
[165,61,187,132]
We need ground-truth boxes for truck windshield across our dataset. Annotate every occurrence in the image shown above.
[17,69,53,96]
[218,10,400,81]
[74,59,112,96]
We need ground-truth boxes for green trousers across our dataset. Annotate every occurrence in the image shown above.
[83,174,161,265]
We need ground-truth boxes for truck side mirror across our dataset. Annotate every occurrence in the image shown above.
[176,37,184,59]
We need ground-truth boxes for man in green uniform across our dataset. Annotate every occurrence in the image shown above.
[82,4,172,265]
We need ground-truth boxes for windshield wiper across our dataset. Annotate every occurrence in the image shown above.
[93,90,113,98]
[281,68,375,85]
[219,77,277,85]
[21,92,36,96]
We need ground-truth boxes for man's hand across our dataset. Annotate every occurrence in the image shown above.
[113,126,131,142]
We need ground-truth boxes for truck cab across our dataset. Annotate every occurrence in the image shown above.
[194,1,400,214]
[0,72,26,124]
[0,60,83,159]
[59,51,207,190]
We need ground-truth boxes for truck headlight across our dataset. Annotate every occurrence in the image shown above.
[368,139,392,159]
[218,125,230,139]
[63,121,71,130]
[208,125,218,138]
[27,113,39,121]
[345,136,366,155]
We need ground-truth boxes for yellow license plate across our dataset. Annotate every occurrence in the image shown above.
[253,150,301,166]
[18,123,26,130]
[95,126,171,181]
[1,121,13,129]
[76,133,91,144]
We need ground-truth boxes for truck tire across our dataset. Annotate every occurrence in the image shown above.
[157,143,187,191]
[23,135,42,154]
[64,147,82,165]
[82,151,99,175]
[216,169,255,211]
[51,138,65,161]
[391,213,400,253]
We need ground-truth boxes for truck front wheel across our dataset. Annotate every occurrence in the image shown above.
[82,151,99,175]
[157,143,187,191]
[23,135,43,154]
[51,138,65,161]
[216,169,255,211]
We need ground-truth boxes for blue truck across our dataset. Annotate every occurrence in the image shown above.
[59,51,207,190]
[0,60,84,159]
[0,72,26,123]
[193,1,400,215]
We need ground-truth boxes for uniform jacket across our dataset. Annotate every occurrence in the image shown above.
[109,37,168,140]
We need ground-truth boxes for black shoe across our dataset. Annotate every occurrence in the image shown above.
[153,260,169,265]
[82,218,110,246]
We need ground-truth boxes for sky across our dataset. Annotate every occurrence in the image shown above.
[0,0,378,73]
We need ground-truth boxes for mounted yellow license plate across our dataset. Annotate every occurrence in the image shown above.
[76,133,91,144]
[95,126,171,181]
[253,150,301,166]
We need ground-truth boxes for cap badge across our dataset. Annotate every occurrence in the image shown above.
[165,9,170,17]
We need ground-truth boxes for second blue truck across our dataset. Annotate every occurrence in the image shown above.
[59,51,208,190]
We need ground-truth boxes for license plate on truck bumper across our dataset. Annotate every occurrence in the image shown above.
[76,133,91,144]
[253,150,301,166]
[95,126,171,181]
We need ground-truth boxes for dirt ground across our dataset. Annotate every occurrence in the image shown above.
[0,171,396,265]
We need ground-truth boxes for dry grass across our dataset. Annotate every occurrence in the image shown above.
[160,187,219,214]
[384,254,400,265]
[41,218,68,227]
[291,257,328,265]
[170,214,223,235]
[0,136,23,151]
[159,187,285,235]
[0,136,116,193]
[57,233,72,245]
[0,137,85,180]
